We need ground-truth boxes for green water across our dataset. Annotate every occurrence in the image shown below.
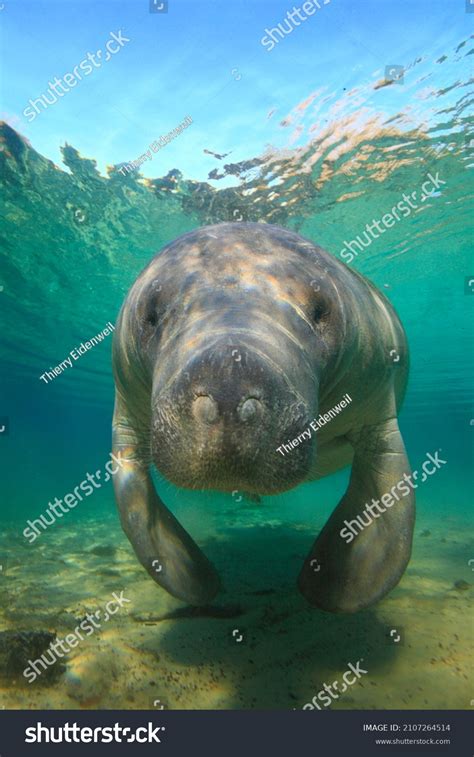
[0,28,472,710]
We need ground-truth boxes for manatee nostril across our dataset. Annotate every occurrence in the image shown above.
[192,395,219,424]
[237,397,263,423]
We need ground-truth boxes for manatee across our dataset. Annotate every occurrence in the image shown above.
[112,223,415,613]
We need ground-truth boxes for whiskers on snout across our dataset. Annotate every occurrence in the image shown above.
[150,392,314,496]
[148,338,315,494]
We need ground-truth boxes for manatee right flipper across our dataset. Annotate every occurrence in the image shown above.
[112,393,221,606]
[298,415,415,613]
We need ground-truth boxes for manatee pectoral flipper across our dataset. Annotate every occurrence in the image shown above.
[112,394,221,606]
[298,416,415,613]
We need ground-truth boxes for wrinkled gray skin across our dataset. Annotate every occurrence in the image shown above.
[112,223,415,613]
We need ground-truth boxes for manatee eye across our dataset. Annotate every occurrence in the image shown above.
[313,301,329,323]
[140,305,160,343]
[146,310,158,327]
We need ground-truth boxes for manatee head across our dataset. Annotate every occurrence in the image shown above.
[131,223,346,495]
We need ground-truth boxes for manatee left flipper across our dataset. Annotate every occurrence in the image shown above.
[298,416,415,613]
[112,393,221,606]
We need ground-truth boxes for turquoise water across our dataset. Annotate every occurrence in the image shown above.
[0,1,472,710]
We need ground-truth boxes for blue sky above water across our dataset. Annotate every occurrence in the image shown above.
[1,0,468,182]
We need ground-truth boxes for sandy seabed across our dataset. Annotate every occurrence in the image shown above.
[0,505,472,711]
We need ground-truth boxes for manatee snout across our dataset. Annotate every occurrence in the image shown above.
[151,340,315,494]
[192,394,263,425]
